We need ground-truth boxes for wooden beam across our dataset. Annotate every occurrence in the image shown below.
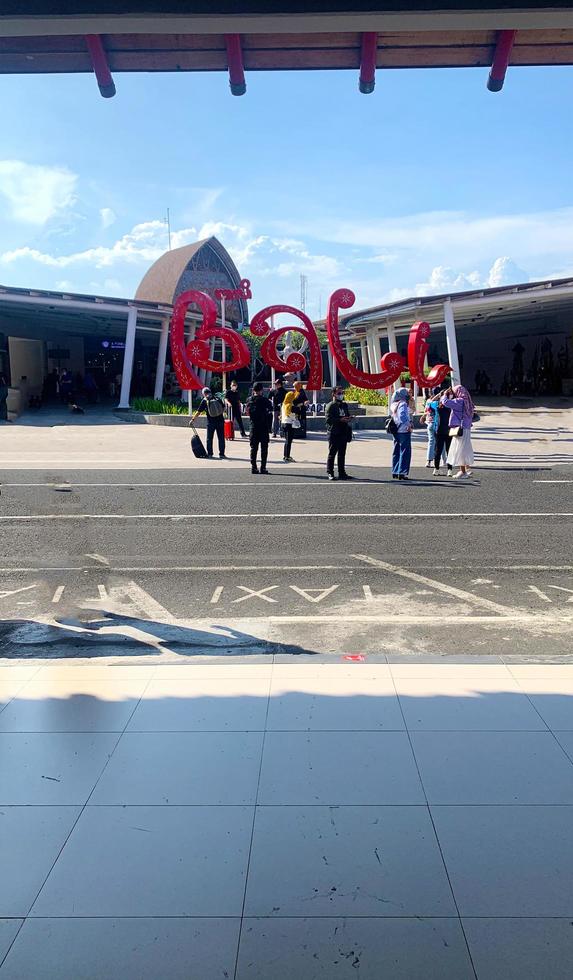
[359,31,377,92]
[487,28,517,90]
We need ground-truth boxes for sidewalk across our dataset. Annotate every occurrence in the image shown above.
[1,657,573,978]
[1,405,572,469]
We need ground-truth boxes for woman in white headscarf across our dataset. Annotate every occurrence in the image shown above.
[390,386,413,481]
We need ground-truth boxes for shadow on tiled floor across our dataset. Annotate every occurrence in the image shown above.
[2,662,573,977]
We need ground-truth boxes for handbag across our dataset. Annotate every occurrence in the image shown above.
[385,416,398,437]
[290,417,301,429]
[449,425,463,437]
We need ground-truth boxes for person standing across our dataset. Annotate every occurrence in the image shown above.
[281,390,297,462]
[247,381,273,474]
[191,386,227,459]
[441,384,475,479]
[292,380,309,438]
[270,378,286,438]
[0,375,8,422]
[325,386,353,481]
[390,386,413,481]
[433,391,454,477]
[421,390,443,469]
[224,380,246,437]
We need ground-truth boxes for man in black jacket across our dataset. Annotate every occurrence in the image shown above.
[247,382,273,474]
[325,386,353,481]
[224,380,246,437]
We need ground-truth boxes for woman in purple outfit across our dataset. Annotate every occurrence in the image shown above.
[441,384,475,480]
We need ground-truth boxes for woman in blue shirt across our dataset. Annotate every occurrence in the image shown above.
[390,387,413,481]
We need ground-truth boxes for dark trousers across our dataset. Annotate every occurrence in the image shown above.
[434,431,452,469]
[272,410,281,436]
[250,429,269,469]
[206,416,225,456]
[283,424,294,459]
[232,407,245,436]
[392,432,411,476]
[327,433,348,476]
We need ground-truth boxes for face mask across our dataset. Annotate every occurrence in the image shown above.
[336,393,344,400]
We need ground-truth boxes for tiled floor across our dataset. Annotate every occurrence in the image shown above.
[2,658,573,978]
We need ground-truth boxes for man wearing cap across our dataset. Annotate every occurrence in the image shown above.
[191,386,226,459]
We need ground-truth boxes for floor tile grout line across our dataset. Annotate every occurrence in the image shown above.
[232,671,273,980]
[22,674,155,921]
[2,727,572,734]
[0,918,26,971]
[390,670,479,980]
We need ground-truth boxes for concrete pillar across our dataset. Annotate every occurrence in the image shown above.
[153,316,170,400]
[328,348,337,387]
[366,328,380,374]
[118,306,138,409]
[359,339,368,372]
[444,298,461,386]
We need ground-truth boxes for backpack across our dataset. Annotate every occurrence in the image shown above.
[206,395,224,418]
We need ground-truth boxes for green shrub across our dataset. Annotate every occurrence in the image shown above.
[344,386,388,407]
[132,397,189,414]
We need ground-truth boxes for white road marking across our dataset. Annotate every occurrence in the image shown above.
[528,585,553,603]
[232,586,278,604]
[98,585,108,600]
[86,553,110,566]
[289,585,339,604]
[266,614,573,624]
[51,586,65,604]
[547,585,573,602]
[353,554,524,617]
[472,578,494,585]
[3,513,573,521]
[533,480,573,484]
[0,584,37,600]
[210,586,224,604]
[362,585,373,601]
[119,582,176,622]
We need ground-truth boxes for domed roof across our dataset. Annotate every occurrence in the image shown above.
[134,235,248,323]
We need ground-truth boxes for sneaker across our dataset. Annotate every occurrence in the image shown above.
[327,473,336,481]
[453,471,467,480]
[283,457,290,462]
[339,474,354,480]
[251,468,259,475]
[219,455,227,459]
[207,453,214,458]
[260,468,270,475]
[447,468,454,477]
[392,474,399,480]
[286,456,296,462]
[433,468,440,476]
[425,461,433,468]
[398,474,409,481]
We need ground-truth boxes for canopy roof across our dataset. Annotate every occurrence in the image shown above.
[1,3,572,95]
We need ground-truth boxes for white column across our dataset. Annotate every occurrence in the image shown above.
[443,298,461,386]
[118,306,137,409]
[366,328,379,374]
[153,316,170,400]
[328,349,337,387]
[360,339,368,371]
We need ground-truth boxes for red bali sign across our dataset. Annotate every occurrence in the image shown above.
[169,285,450,391]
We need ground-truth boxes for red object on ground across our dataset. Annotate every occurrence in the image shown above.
[224,419,235,440]
[85,34,116,98]
[487,30,517,92]
[225,34,247,96]
[343,654,366,662]
[359,32,377,94]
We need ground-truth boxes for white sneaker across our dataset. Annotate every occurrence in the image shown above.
[453,471,468,480]
[433,468,440,476]
[425,461,433,468]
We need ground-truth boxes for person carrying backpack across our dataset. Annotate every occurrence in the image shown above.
[246,382,273,474]
[191,386,227,459]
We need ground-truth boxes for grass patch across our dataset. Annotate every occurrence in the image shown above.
[132,397,189,414]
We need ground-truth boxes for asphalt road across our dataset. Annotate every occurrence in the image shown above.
[1,464,572,661]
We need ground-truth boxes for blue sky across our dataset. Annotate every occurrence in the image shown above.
[1,63,572,318]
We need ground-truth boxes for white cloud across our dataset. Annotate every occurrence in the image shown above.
[100,207,117,229]
[0,160,77,224]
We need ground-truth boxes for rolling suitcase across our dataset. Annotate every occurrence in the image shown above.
[224,419,235,441]
[190,423,208,459]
